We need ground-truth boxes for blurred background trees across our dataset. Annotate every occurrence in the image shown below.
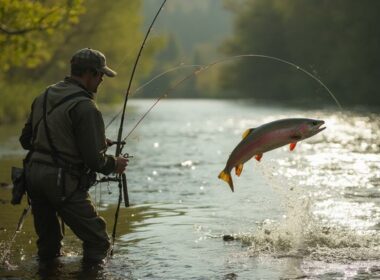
[0,0,164,123]
[1,0,379,123]
[219,0,380,107]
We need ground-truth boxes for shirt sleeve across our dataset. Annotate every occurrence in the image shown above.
[69,100,116,175]
[19,100,36,150]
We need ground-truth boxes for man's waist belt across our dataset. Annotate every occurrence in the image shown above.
[30,158,85,177]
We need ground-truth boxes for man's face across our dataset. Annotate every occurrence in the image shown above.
[88,72,104,93]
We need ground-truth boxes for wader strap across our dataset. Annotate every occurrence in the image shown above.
[32,90,90,147]
[42,90,57,161]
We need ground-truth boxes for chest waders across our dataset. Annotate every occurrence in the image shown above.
[40,88,93,233]
[1,89,92,264]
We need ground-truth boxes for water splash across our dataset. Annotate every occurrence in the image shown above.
[230,157,380,264]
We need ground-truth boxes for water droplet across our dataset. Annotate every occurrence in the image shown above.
[181,160,193,167]
[152,170,158,176]
[153,142,159,148]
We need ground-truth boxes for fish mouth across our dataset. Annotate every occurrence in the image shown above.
[314,120,326,134]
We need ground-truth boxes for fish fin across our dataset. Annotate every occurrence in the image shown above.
[290,142,297,151]
[242,128,255,139]
[235,164,244,176]
[218,170,234,192]
[255,154,263,161]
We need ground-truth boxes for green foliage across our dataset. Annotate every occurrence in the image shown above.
[0,0,85,72]
[220,0,380,106]
[0,80,44,124]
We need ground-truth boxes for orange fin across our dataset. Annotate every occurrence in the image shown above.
[255,154,263,161]
[218,170,234,192]
[290,142,297,151]
[235,164,243,176]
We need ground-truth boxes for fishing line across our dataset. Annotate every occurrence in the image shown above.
[134,63,204,95]
[123,54,342,141]
[105,63,203,130]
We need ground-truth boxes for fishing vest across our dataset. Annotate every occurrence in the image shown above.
[29,81,93,169]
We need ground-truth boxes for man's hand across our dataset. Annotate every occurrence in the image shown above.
[106,138,114,147]
[115,156,129,174]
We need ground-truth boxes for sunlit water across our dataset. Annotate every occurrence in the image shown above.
[0,99,379,279]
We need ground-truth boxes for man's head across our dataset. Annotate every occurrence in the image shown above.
[70,48,117,93]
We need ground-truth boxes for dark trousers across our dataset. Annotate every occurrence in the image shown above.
[26,162,110,261]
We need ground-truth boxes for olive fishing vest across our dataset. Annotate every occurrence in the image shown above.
[29,81,93,168]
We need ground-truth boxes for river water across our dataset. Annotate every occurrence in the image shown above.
[0,99,379,279]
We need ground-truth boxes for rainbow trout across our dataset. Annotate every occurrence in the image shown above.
[218,118,326,192]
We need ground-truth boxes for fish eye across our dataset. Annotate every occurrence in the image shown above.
[312,121,318,126]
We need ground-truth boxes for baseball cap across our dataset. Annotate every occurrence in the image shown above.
[70,48,117,77]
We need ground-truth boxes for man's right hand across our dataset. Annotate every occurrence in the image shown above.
[115,156,129,174]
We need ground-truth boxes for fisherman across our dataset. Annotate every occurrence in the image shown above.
[19,48,128,264]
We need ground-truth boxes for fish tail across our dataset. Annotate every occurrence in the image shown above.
[218,169,234,192]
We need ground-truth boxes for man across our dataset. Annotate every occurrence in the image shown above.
[19,48,128,263]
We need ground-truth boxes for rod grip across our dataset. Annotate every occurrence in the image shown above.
[122,173,129,207]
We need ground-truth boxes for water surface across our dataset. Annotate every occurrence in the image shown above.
[0,99,379,279]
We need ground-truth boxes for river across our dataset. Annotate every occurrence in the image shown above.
[0,99,379,279]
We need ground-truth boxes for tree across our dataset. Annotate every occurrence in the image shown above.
[220,0,380,106]
[0,0,85,72]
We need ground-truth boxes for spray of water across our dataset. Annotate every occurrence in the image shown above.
[232,159,380,263]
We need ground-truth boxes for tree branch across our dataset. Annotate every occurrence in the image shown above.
[0,8,59,35]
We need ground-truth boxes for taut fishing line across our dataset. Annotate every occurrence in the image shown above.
[105,63,203,130]
[119,54,342,141]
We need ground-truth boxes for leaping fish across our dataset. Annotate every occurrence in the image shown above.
[218,118,326,192]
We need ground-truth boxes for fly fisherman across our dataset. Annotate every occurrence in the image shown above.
[19,48,129,264]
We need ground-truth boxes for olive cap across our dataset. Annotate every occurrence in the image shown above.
[71,48,117,77]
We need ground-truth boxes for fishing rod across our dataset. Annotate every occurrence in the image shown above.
[122,54,342,141]
[115,0,167,157]
[108,0,167,253]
